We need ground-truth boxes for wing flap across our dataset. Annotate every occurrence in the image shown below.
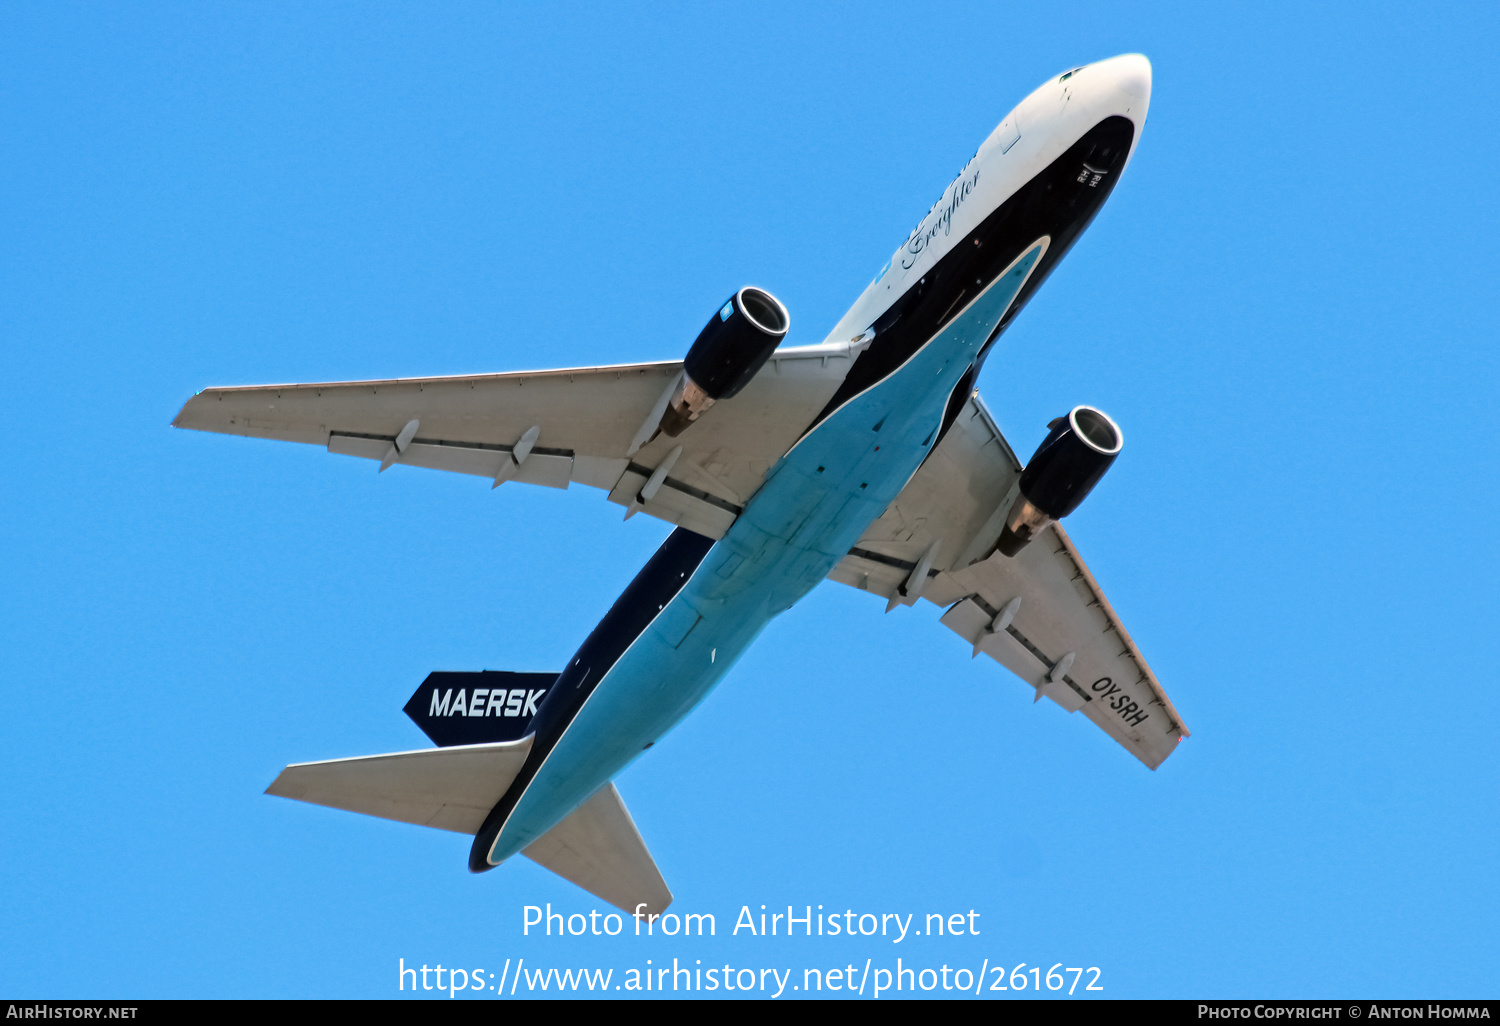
[522,782,672,916]
[265,737,534,835]
[327,431,579,489]
[608,463,740,539]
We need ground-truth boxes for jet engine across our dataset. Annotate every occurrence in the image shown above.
[659,287,790,436]
[996,406,1123,556]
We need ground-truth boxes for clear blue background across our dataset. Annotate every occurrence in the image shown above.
[2,1,1495,1000]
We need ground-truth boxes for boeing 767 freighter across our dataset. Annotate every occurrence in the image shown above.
[174,54,1187,915]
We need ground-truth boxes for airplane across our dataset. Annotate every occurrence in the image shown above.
[173,53,1187,917]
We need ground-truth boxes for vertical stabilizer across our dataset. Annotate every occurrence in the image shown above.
[404,670,556,747]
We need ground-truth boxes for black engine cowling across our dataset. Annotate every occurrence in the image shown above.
[996,406,1122,556]
[659,287,789,437]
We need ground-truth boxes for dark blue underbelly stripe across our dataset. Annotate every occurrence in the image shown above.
[808,115,1137,430]
[468,527,716,871]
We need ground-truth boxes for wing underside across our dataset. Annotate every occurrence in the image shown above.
[829,392,1188,769]
[173,346,859,539]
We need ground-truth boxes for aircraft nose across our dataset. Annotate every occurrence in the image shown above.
[1095,53,1152,102]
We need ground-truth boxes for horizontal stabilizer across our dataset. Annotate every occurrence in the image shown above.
[524,783,672,916]
[404,671,556,747]
[265,737,533,834]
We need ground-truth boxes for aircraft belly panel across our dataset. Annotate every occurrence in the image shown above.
[486,242,1047,863]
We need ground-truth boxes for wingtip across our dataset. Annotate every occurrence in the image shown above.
[169,400,194,429]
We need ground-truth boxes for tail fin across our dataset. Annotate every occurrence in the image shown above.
[404,671,556,747]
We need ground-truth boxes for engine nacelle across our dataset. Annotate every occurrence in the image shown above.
[659,287,789,437]
[996,406,1123,557]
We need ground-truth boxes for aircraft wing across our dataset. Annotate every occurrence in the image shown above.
[827,392,1189,769]
[173,345,857,540]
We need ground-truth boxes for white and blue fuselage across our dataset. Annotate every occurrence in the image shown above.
[473,54,1153,870]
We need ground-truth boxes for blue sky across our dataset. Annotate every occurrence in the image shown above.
[2,1,1496,1000]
